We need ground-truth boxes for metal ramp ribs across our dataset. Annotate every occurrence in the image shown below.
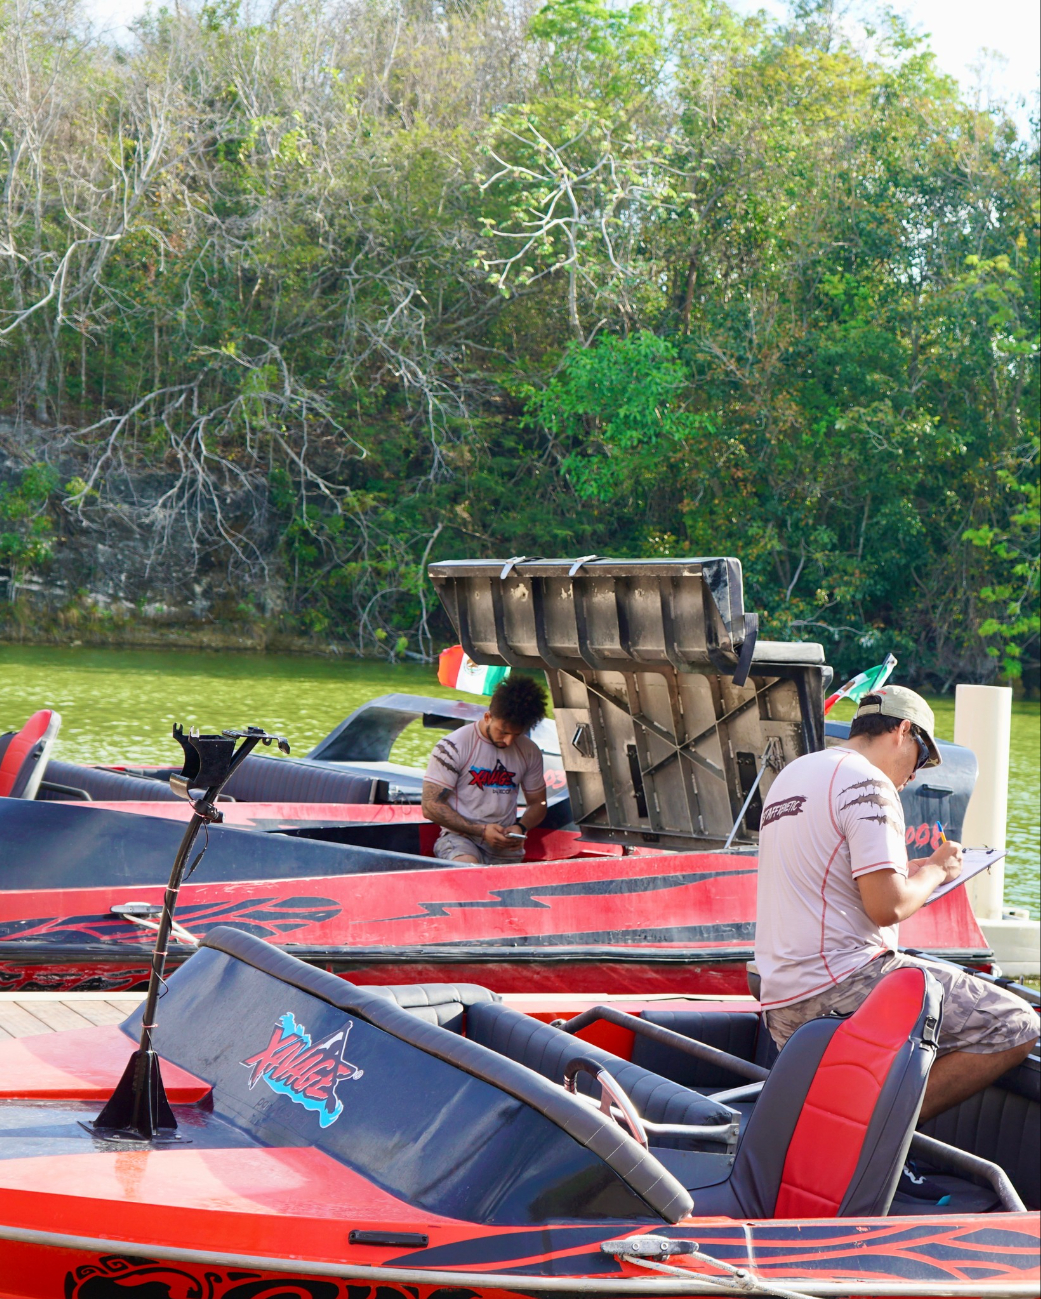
[430,558,827,851]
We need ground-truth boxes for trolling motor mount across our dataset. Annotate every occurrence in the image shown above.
[170,725,290,818]
[86,723,290,1145]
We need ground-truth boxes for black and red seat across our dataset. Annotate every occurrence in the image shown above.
[690,965,943,1217]
[0,709,61,800]
[465,966,941,1217]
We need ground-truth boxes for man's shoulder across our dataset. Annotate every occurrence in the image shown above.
[827,748,896,795]
[426,723,476,781]
[514,732,543,762]
[766,746,846,791]
[771,745,889,781]
[760,747,865,823]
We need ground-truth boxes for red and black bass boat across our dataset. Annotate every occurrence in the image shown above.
[16,692,568,809]
[0,924,1037,1297]
[0,558,989,995]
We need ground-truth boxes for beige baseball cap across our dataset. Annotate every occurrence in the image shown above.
[854,685,942,768]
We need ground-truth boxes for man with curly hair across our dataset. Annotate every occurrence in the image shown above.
[422,674,549,864]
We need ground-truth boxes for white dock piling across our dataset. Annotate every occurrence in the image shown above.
[954,683,1039,977]
[954,684,1011,922]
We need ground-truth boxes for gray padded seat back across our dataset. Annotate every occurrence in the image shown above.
[633,1011,759,1090]
[921,1052,1040,1210]
[40,756,377,805]
[633,1011,779,1089]
[751,640,825,665]
[220,755,376,804]
[41,760,181,801]
[466,1001,735,1144]
[363,982,500,1032]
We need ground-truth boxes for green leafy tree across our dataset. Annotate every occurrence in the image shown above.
[0,465,59,600]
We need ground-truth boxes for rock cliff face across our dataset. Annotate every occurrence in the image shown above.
[0,419,299,651]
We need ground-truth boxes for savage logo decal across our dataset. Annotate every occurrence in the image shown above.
[241,1011,363,1126]
[467,758,517,790]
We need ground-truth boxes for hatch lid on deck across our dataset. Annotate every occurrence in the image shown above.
[430,557,828,850]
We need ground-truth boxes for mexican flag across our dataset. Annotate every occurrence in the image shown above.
[437,645,511,697]
[824,653,898,715]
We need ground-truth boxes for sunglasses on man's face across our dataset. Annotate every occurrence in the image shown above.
[910,726,931,771]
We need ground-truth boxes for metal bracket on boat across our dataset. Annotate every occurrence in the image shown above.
[111,902,197,947]
[88,723,290,1147]
[500,555,542,579]
[170,724,290,816]
[722,735,784,851]
[568,554,601,577]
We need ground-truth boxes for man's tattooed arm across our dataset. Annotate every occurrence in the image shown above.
[421,780,488,840]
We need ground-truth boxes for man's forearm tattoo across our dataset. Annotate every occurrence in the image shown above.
[421,782,485,838]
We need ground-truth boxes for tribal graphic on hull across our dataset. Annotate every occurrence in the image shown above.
[0,895,342,947]
[63,1255,477,1299]
[241,1011,363,1126]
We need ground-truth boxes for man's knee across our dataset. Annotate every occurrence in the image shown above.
[1005,1037,1038,1066]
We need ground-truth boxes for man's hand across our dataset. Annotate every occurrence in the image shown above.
[914,839,963,882]
[482,822,513,850]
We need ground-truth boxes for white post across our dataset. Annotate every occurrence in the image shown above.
[953,684,1011,922]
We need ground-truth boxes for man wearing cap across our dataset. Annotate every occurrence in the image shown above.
[755,686,1038,1121]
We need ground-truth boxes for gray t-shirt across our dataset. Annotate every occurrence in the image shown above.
[424,722,544,828]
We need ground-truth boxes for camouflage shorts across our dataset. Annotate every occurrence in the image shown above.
[431,829,524,866]
[766,951,1039,1057]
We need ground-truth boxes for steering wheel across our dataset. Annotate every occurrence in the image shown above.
[564,1057,649,1149]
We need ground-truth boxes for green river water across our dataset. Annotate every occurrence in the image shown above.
[1,644,1037,916]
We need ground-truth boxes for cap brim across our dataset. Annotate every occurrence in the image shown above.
[921,732,942,768]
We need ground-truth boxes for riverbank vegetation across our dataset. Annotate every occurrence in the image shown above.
[0,0,1038,686]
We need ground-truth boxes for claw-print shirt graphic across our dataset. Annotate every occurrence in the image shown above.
[424,721,544,831]
[754,748,908,1010]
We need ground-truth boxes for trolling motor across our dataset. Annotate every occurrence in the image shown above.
[88,723,289,1143]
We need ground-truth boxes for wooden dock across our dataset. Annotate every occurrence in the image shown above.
[0,991,145,1040]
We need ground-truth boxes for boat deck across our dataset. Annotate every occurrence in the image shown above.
[0,991,144,1039]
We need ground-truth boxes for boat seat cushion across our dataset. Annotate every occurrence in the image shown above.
[195,925,694,1223]
[751,640,825,665]
[38,756,379,805]
[221,756,378,804]
[40,760,183,802]
[466,1001,735,1144]
[631,1010,777,1090]
[917,1052,1039,1211]
[0,710,61,800]
[363,982,500,1032]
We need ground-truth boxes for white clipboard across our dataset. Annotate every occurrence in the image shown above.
[926,848,1006,903]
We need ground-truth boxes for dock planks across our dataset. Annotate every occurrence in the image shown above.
[0,991,145,1040]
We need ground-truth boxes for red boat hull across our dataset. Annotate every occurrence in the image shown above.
[0,800,992,994]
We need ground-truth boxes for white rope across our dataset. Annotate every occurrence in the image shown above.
[622,1249,813,1299]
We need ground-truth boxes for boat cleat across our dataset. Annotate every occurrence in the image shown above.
[601,1233,699,1259]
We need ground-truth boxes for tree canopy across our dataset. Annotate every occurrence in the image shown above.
[0,0,1037,685]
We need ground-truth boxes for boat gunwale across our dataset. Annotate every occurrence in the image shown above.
[1,1219,1038,1297]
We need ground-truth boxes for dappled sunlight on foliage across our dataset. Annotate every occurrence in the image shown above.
[0,0,1036,683]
